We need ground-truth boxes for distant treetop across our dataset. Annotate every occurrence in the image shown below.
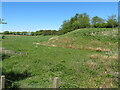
[0,18,7,24]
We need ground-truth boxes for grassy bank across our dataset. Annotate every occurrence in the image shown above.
[1,28,118,88]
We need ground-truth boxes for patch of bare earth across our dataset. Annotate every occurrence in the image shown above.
[0,48,28,56]
[85,47,110,52]
[0,48,15,54]
[89,53,118,61]
[34,42,111,52]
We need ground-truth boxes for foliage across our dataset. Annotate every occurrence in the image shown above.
[59,13,118,34]
[35,30,60,36]
[59,13,90,34]
[3,31,9,35]
[92,16,105,25]
[106,15,118,28]
[0,18,7,24]
[91,16,106,28]
[2,30,60,36]
[2,35,5,39]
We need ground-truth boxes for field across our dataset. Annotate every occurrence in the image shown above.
[1,28,119,88]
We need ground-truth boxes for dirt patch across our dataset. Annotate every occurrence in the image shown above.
[49,36,59,41]
[33,42,111,52]
[85,47,110,52]
[89,54,100,59]
[0,48,15,54]
[0,48,28,56]
[89,53,118,61]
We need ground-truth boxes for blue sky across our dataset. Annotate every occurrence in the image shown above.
[2,2,118,32]
[2,0,119,2]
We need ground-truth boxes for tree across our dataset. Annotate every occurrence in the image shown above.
[106,15,118,28]
[59,20,72,34]
[3,31,9,35]
[91,16,105,28]
[59,13,90,34]
[2,35,5,39]
[0,18,7,24]
[36,30,43,35]
[21,32,28,35]
[31,32,36,36]
[77,13,90,28]
[12,32,16,35]
[16,32,20,35]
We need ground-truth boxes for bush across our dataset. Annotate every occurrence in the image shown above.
[2,35,5,39]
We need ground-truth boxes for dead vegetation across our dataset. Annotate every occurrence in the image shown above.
[34,42,111,53]
[85,47,110,52]
[89,53,118,61]
[86,60,97,68]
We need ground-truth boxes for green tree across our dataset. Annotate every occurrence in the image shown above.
[59,20,72,34]
[3,31,9,35]
[31,32,35,36]
[16,32,20,35]
[106,15,118,28]
[0,18,7,24]
[12,32,16,35]
[77,13,90,28]
[21,32,28,35]
[91,16,105,28]
[59,13,90,34]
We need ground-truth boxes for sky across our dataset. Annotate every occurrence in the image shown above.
[1,2,118,32]
[1,0,119,2]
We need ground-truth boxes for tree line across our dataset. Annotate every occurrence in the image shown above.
[2,30,60,36]
[59,13,118,34]
[1,13,118,35]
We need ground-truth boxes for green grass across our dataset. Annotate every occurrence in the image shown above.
[1,28,118,88]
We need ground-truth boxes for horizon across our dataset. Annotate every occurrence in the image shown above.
[1,2,118,32]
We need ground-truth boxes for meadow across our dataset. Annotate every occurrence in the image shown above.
[1,28,118,88]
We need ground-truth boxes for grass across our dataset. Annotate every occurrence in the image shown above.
[1,28,118,88]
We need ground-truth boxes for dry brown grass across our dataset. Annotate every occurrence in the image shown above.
[109,55,118,60]
[89,54,100,59]
[100,78,117,88]
[101,55,109,61]
[34,41,112,54]
[86,60,97,68]
[101,54,118,62]
[49,36,59,41]
[85,47,110,52]
[89,53,117,62]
